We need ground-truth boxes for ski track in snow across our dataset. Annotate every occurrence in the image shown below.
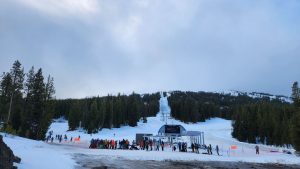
[2,94,300,169]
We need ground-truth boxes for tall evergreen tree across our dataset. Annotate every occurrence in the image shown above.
[45,75,55,101]
[292,82,300,107]
[68,100,81,130]
[0,73,12,121]
[291,82,300,152]
[30,68,46,140]
[7,60,24,125]
[19,67,36,137]
[87,100,98,133]
[291,110,300,152]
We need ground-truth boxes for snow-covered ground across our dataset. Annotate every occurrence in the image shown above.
[2,94,300,169]
[1,134,75,169]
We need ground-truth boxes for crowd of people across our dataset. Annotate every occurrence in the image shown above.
[139,139,165,151]
[89,139,131,149]
[45,132,262,156]
[87,137,221,156]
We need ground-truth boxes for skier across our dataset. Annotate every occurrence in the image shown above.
[216,145,219,156]
[161,141,164,151]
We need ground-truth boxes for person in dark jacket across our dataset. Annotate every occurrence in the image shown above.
[208,144,212,155]
[216,145,219,155]
[191,143,195,153]
[195,144,199,154]
[255,145,259,154]
[156,141,160,151]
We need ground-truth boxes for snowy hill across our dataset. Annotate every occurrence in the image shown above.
[1,94,300,169]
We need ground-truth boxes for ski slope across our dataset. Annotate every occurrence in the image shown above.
[2,94,300,169]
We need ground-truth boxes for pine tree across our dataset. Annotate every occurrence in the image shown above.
[87,100,98,133]
[114,94,122,127]
[25,67,35,99]
[68,100,81,130]
[7,60,24,125]
[45,75,55,101]
[98,99,106,129]
[19,67,36,137]
[30,68,46,139]
[291,111,300,152]
[292,82,300,107]
[0,73,12,121]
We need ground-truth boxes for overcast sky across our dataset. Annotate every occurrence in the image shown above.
[0,0,300,98]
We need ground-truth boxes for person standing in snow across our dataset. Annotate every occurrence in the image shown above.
[255,145,259,154]
[146,140,149,151]
[195,144,199,154]
[143,139,146,150]
[161,141,164,151]
[150,140,153,151]
[208,144,212,155]
[156,141,160,151]
[216,145,219,156]
[191,143,195,153]
[64,134,67,141]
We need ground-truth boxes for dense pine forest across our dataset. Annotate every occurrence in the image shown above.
[1,60,300,152]
[168,89,300,151]
[51,93,160,133]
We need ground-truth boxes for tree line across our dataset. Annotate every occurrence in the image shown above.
[51,93,160,134]
[231,101,294,146]
[168,91,263,122]
[232,82,300,151]
[0,60,55,140]
[168,88,300,152]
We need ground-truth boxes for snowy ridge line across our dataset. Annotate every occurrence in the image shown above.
[166,90,292,103]
[225,90,292,103]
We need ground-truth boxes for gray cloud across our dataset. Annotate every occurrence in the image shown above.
[0,0,299,98]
